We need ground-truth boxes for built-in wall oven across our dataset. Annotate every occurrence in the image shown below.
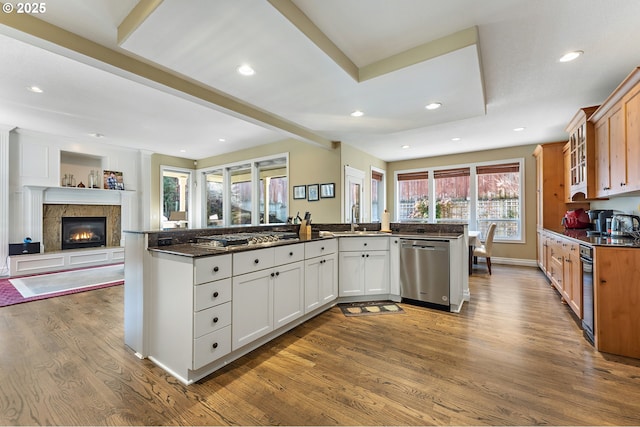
[580,244,594,345]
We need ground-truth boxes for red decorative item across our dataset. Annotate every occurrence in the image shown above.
[562,208,590,229]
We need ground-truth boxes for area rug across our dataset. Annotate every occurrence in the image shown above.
[0,264,124,307]
[339,301,405,317]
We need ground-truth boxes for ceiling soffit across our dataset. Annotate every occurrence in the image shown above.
[118,0,486,138]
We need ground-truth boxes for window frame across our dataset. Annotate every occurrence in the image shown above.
[197,153,289,228]
[160,165,194,228]
[394,158,525,243]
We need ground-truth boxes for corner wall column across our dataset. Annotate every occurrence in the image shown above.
[0,126,11,275]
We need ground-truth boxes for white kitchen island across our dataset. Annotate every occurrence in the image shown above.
[123,225,468,384]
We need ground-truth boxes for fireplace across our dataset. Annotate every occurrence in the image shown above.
[61,217,107,250]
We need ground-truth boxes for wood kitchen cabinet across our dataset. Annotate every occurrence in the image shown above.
[593,246,640,359]
[534,143,588,270]
[541,231,582,319]
[592,67,640,197]
[563,239,582,317]
[565,106,599,200]
[338,237,390,297]
[534,142,567,230]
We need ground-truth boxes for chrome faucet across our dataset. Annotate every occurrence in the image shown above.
[351,204,359,232]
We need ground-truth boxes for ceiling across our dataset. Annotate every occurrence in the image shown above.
[1,0,640,162]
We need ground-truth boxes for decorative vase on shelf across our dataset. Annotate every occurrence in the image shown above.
[62,174,68,187]
[69,174,76,187]
[88,170,95,189]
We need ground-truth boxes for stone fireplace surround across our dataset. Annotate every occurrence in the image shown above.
[44,204,120,252]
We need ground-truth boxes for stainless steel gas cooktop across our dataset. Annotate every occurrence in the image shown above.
[192,231,299,251]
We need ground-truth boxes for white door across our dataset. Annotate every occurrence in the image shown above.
[344,166,365,223]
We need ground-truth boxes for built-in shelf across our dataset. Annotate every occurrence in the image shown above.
[60,150,105,189]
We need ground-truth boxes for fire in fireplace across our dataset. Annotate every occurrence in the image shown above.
[61,217,107,250]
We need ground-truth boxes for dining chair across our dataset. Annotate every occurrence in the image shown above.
[473,222,497,274]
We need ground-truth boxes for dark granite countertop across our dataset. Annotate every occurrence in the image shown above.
[148,235,330,258]
[545,227,640,248]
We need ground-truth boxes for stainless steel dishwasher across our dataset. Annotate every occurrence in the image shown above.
[400,239,450,310]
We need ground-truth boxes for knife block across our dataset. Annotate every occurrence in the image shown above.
[298,221,312,239]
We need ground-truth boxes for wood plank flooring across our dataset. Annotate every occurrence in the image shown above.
[1,265,640,425]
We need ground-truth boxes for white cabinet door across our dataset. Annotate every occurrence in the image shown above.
[319,254,338,304]
[305,253,338,313]
[365,251,390,294]
[339,251,365,296]
[273,261,305,328]
[389,237,401,296]
[232,270,273,350]
[304,257,322,313]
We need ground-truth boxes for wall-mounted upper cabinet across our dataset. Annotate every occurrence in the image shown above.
[591,67,640,197]
[564,106,599,201]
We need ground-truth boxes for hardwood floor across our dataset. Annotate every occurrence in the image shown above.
[1,264,639,425]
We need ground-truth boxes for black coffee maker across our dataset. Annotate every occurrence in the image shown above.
[587,210,614,235]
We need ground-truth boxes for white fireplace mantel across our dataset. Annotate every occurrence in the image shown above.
[24,186,135,247]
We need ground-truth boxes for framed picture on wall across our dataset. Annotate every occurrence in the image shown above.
[293,185,306,199]
[320,183,335,198]
[307,184,319,201]
[103,170,124,190]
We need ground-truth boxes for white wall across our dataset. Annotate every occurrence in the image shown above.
[7,128,143,245]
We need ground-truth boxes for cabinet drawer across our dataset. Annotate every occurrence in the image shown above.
[233,247,275,276]
[339,236,389,252]
[194,302,231,338]
[193,325,231,369]
[194,254,232,285]
[274,243,305,265]
[305,239,337,258]
[194,278,231,312]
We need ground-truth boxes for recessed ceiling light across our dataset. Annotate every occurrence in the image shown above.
[218,138,226,142]
[180,149,186,153]
[559,50,583,62]
[401,145,410,149]
[237,64,255,76]
[513,127,525,132]
[350,110,364,117]
[27,86,43,93]
[425,102,442,110]
[88,133,104,138]
[451,137,461,141]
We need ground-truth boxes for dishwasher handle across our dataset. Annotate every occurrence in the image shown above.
[401,240,448,251]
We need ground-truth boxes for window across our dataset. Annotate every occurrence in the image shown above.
[161,167,192,227]
[258,159,288,224]
[230,164,252,225]
[371,168,385,222]
[395,159,524,241]
[397,171,429,221]
[476,162,521,241]
[200,154,288,227]
[434,168,470,222]
[204,169,223,227]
